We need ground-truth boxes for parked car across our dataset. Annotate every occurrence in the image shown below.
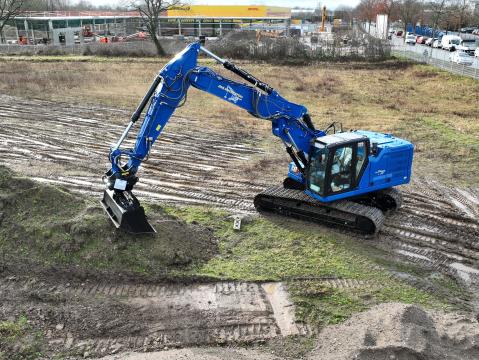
[432,39,442,48]
[441,35,462,51]
[473,29,479,35]
[425,38,437,46]
[396,30,403,37]
[449,51,474,65]
[475,48,479,58]
[405,34,416,45]
[457,39,477,55]
[460,27,475,34]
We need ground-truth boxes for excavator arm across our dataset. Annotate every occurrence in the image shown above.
[102,42,322,233]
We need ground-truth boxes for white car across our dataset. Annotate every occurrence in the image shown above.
[405,34,416,45]
[475,48,479,58]
[432,39,442,48]
[425,37,437,47]
[449,51,474,65]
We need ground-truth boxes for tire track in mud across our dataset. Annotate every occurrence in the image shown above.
[1,96,479,307]
[380,178,479,302]
[0,276,312,357]
[0,95,267,214]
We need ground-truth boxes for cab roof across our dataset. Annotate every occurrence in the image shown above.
[315,132,367,147]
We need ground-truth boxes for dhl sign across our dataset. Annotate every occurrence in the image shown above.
[166,5,291,18]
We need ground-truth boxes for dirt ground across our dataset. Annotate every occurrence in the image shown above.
[1,53,479,360]
[0,93,478,358]
[0,94,477,276]
[0,267,307,357]
[98,303,479,360]
[308,302,479,360]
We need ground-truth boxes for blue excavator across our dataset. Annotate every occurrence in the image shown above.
[102,42,414,235]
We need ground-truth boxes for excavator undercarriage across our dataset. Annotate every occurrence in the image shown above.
[254,185,402,235]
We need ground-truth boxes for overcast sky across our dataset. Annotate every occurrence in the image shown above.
[97,0,360,10]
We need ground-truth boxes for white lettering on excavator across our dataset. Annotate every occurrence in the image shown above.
[218,85,243,104]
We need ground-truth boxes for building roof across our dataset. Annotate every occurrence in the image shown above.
[18,6,291,21]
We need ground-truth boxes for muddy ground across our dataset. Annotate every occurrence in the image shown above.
[0,94,478,358]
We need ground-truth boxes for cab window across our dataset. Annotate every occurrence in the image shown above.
[329,145,353,193]
[309,145,328,195]
[356,141,367,180]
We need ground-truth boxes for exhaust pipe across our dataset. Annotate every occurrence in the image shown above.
[101,189,156,234]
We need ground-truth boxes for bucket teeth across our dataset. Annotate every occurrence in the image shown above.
[101,189,156,234]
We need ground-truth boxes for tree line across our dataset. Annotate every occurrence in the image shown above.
[356,0,478,32]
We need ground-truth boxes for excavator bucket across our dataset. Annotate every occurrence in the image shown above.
[101,189,155,234]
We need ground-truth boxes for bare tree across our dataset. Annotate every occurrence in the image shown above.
[0,0,27,43]
[429,0,449,37]
[335,5,354,27]
[132,0,182,56]
[357,0,380,30]
[450,0,472,30]
[21,0,70,11]
[397,0,423,34]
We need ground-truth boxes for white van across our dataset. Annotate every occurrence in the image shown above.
[441,35,461,51]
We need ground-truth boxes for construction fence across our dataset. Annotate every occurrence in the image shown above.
[392,44,479,80]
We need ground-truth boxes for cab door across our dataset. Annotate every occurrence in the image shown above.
[327,144,354,194]
[326,140,369,195]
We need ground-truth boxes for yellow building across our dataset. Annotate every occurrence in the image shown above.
[160,5,292,36]
[166,5,290,19]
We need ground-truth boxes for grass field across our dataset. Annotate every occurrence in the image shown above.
[1,56,477,185]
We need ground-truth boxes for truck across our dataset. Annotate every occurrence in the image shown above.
[441,35,462,51]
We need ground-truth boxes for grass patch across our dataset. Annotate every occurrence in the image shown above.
[0,315,44,360]
[164,205,451,327]
[0,167,217,278]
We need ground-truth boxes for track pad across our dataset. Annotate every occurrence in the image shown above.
[101,189,156,234]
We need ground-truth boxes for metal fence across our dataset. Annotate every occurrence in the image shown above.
[392,45,479,80]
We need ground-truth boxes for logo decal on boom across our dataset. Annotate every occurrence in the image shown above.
[218,85,243,104]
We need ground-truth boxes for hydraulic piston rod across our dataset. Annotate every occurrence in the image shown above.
[200,46,274,94]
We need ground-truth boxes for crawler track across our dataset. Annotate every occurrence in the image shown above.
[254,186,385,235]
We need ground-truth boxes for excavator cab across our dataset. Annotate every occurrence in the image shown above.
[307,133,369,198]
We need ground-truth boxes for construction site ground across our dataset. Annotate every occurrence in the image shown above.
[0,57,478,359]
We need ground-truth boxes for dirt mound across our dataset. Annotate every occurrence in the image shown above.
[0,165,218,279]
[308,303,479,360]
